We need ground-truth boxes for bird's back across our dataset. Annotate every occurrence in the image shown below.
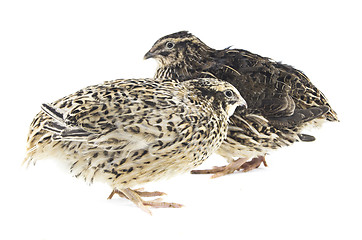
[213,49,338,122]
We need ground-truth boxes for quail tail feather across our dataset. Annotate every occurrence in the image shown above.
[267,105,330,128]
[41,103,65,123]
[297,134,315,142]
[41,103,92,141]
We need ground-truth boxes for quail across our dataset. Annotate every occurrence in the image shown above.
[144,31,338,178]
[24,77,246,214]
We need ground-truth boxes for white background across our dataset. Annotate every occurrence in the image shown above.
[1,0,361,239]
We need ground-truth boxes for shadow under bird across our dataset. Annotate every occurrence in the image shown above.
[144,31,338,178]
[24,77,246,214]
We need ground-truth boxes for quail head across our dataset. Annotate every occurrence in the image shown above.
[145,31,338,178]
[24,77,246,214]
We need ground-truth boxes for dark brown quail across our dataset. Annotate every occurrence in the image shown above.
[24,77,246,214]
[144,31,338,178]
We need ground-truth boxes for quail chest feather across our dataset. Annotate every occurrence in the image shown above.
[145,31,338,177]
[24,77,246,214]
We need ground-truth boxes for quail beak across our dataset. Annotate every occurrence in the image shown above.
[238,97,247,110]
[233,97,248,114]
[144,50,156,60]
[226,96,247,118]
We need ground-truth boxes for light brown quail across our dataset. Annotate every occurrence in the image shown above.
[24,77,246,213]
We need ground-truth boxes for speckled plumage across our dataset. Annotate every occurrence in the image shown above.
[145,31,338,177]
[24,77,246,213]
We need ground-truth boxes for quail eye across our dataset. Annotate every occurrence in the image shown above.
[166,41,175,49]
[224,90,234,98]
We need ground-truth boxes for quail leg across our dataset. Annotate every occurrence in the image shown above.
[191,157,248,178]
[191,155,267,178]
[108,188,182,215]
[241,155,268,172]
